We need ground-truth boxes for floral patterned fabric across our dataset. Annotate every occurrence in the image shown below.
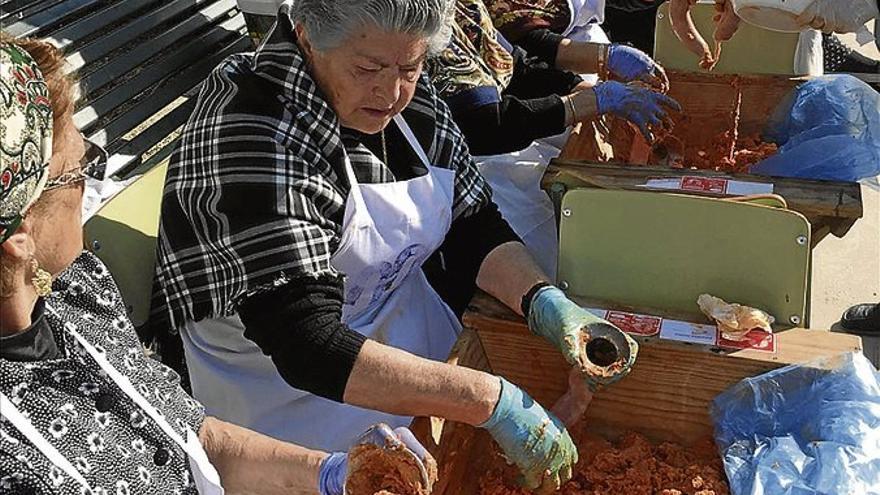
[0,41,53,243]
[483,0,574,41]
[427,0,515,101]
[0,252,205,495]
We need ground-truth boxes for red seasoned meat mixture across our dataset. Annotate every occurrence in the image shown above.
[479,431,729,495]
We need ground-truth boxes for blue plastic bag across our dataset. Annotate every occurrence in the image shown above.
[750,75,880,182]
[711,352,880,495]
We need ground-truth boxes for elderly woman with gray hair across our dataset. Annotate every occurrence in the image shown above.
[153,1,639,491]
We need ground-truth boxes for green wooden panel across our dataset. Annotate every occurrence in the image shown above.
[653,1,802,75]
[557,189,810,325]
[84,163,167,327]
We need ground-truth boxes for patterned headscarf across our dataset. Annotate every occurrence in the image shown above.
[0,41,53,243]
[427,0,515,102]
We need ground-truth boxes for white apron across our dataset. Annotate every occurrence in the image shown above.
[180,114,462,452]
[0,327,224,495]
[475,138,565,281]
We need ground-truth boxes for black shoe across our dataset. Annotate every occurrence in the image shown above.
[840,303,880,334]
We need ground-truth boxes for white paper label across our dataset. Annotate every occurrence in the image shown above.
[659,320,718,346]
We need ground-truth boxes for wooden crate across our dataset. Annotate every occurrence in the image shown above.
[413,293,864,495]
[551,71,863,246]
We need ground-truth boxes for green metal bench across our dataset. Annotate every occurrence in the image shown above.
[2,0,250,178]
[3,0,250,338]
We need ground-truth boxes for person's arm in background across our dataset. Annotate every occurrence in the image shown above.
[446,41,677,154]
[445,44,583,155]
[501,20,670,92]
[795,0,879,35]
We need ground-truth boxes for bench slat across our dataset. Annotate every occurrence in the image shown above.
[88,33,251,155]
[108,98,198,178]
[62,0,231,75]
[75,14,246,134]
[3,0,101,38]
[70,0,238,89]
[46,0,148,52]
[11,0,253,183]
[0,0,60,23]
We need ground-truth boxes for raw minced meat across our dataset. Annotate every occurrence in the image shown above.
[478,430,729,495]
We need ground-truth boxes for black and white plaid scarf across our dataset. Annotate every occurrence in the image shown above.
[151,6,492,332]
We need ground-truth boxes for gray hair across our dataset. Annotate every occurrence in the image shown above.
[289,0,454,55]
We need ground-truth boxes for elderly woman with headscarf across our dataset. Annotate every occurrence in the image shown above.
[152,0,639,492]
[0,35,432,495]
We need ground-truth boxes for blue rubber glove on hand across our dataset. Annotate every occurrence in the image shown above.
[318,424,432,495]
[528,286,639,390]
[594,80,682,142]
[318,451,347,495]
[480,377,578,494]
[607,44,669,92]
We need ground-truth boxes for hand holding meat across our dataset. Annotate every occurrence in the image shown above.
[607,44,670,92]
[479,378,578,494]
[593,81,682,142]
[319,424,435,495]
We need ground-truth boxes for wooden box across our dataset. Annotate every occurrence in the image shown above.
[549,71,863,246]
[413,293,864,495]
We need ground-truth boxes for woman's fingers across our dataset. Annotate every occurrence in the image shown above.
[655,93,683,113]
[653,64,670,93]
[393,426,431,462]
[534,472,563,495]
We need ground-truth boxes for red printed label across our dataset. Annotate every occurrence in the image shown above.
[605,311,662,337]
[680,176,729,194]
[717,329,777,353]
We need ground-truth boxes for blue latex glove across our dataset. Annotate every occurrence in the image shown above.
[528,286,639,390]
[607,44,669,92]
[479,377,578,494]
[318,424,432,495]
[594,80,682,142]
[318,451,347,495]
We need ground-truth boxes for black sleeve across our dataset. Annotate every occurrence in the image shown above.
[504,48,584,100]
[449,94,566,155]
[606,0,667,12]
[514,29,566,66]
[423,200,522,319]
[447,48,582,155]
[237,275,367,402]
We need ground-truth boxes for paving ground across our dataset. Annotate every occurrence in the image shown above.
[811,28,879,366]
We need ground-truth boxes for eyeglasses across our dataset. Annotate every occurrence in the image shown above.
[44,138,108,191]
